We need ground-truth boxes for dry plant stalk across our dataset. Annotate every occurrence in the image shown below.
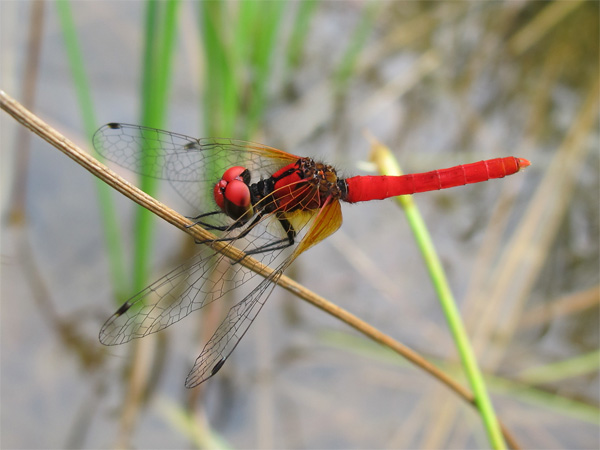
[0,89,520,449]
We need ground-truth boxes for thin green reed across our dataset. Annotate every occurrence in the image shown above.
[133,0,180,293]
[56,0,180,300]
[286,0,320,72]
[333,2,380,96]
[370,141,507,450]
[237,1,285,137]
[199,1,285,139]
[197,1,286,208]
[55,0,128,300]
[200,1,239,137]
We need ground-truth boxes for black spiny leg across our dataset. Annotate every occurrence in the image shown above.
[186,211,249,244]
[187,210,221,222]
[194,210,297,261]
[193,211,268,247]
[186,211,241,231]
[243,213,296,256]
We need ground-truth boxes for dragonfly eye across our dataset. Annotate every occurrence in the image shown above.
[223,180,253,221]
[222,166,248,182]
[213,167,254,222]
[213,179,228,210]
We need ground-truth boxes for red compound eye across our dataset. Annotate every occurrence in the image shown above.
[213,179,228,210]
[222,166,246,182]
[214,166,247,210]
[224,179,251,208]
[213,167,253,221]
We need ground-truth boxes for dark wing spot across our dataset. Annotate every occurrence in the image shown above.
[114,301,133,316]
[211,357,227,376]
[106,122,122,129]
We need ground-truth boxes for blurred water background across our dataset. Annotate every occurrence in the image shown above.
[1,1,598,449]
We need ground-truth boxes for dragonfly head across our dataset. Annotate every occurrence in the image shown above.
[214,166,254,222]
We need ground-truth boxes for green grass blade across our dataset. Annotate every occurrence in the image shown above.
[200,1,239,136]
[133,0,181,293]
[141,0,180,126]
[241,1,285,137]
[196,0,286,209]
[199,1,286,138]
[286,0,319,70]
[367,137,507,449]
[333,2,380,95]
[55,0,128,300]
[156,396,232,449]
[490,373,600,424]
[516,350,600,385]
[322,330,600,424]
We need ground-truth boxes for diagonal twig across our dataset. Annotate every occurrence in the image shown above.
[0,89,520,449]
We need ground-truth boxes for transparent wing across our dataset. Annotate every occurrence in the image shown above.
[184,268,284,387]
[92,123,299,214]
[99,210,296,347]
[95,123,347,386]
[99,198,345,386]
[184,198,345,387]
[95,123,302,347]
[99,243,251,345]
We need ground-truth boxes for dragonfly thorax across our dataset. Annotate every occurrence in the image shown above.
[215,158,348,223]
[271,158,347,211]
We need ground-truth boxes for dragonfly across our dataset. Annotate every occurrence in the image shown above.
[94,123,530,388]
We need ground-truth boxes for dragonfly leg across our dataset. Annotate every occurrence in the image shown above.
[243,214,296,255]
[231,214,296,263]
[194,212,266,246]
[187,210,221,221]
[191,221,244,233]
[186,211,249,241]
[195,210,297,263]
[186,210,230,230]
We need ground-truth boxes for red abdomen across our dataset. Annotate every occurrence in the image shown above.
[343,157,530,203]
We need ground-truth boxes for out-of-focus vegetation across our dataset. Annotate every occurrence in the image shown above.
[1,1,597,449]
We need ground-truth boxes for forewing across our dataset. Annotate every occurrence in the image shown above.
[95,124,346,386]
[94,124,306,349]
[92,123,299,212]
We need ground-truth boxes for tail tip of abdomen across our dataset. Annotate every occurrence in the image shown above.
[517,158,531,170]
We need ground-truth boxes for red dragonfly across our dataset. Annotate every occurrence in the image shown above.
[94,123,529,387]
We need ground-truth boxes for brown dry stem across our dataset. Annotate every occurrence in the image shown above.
[1,89,520,449]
